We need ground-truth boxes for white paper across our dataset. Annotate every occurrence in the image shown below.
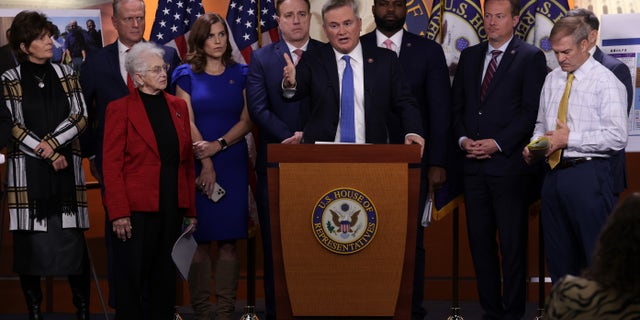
[171,223,197,280]
[421,197,433,228]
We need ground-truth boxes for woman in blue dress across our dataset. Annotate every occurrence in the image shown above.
[172,13,252,320]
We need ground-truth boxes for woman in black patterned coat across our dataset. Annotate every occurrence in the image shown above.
[1,11,89,320]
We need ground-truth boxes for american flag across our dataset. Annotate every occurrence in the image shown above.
[226,0,280,64]
[150,0,205,60]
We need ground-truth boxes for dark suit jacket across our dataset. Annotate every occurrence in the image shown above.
[0,44,16,148]
[80,41,181,169]
[593,46,633,193]
[291,41,422,143]
[102,89,195,221]
[0,44,17,75]
[361,30,451,167]
[452,37,547,175]
[247,38,322,173]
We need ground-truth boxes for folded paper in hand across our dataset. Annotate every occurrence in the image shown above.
[172,223,197,280]
[421,197,433,228]
[527,136,550,157]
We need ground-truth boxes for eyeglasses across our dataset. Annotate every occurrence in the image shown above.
[119,16,144,25]
[144,64,170,75]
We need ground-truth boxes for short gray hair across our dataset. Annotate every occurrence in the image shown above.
[550,15,590,46]
[125,42,165,87]
[322,0,360,23]
[113,0,145,18]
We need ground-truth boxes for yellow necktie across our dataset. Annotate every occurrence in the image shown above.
[548,72,575,169]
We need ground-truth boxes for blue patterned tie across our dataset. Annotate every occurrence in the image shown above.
[340,55,355,142]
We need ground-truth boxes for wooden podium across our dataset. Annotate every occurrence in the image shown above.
[267,144,421,319]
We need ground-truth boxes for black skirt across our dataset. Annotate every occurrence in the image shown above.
[13,214,86,276]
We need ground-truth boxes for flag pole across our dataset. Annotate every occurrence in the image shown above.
[438,0,445,44]
[448,207,464,320]
[243,0,260,315]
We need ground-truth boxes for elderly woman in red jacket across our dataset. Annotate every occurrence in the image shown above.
[102,41,196,320]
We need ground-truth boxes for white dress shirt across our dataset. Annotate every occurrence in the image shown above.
[285,40,310,65]
[117,40,131,84]
[532,56,628,158]
[333,43,366,144]
[375,29,403,57]
[481,38,511,82]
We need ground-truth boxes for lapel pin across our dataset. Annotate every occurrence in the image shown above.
[176,112,181,118]
[229,79,235,84]
[406,42,412,48]
[368,58,374,63]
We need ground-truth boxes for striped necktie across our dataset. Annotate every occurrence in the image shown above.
[480,50,502,101]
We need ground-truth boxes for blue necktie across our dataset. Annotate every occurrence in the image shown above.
[340,55,355,142]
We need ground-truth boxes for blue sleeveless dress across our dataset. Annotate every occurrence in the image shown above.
[172,63,249,241]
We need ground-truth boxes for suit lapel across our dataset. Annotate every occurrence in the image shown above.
[106,43,128,91]
[128,91,160,158]
[362,46,377,129]
[274,40,290,65]
[399,32,413,60]
[322,45,340,106]
[474,43,489,102]
[481,39,518,101]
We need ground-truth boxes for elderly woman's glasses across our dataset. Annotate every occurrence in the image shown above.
[145,64,170,75]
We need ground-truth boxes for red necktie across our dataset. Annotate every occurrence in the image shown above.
[480,50,502,101]
[125,48,135,91]
[293,49,304,65]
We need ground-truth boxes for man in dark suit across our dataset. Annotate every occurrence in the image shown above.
[0,30,17,74]
[79,0,180,308]
[246,0,322,318]
[283,0,424,148]
[360,1,451,318]
[451,0,547,318]
[0,29,17,149]
[566,8,633,202]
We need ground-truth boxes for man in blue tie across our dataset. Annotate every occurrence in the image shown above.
[282,0,424,148]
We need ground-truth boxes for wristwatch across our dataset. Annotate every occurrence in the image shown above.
[217,137,228,151]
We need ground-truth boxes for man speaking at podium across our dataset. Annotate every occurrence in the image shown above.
[282,0,424,150]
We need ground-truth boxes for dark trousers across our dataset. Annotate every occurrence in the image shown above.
[412,172,428,320]
[541,159,613,282]
[112,212,180,320]
[464,173,528,320]
[256,171,276,320]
